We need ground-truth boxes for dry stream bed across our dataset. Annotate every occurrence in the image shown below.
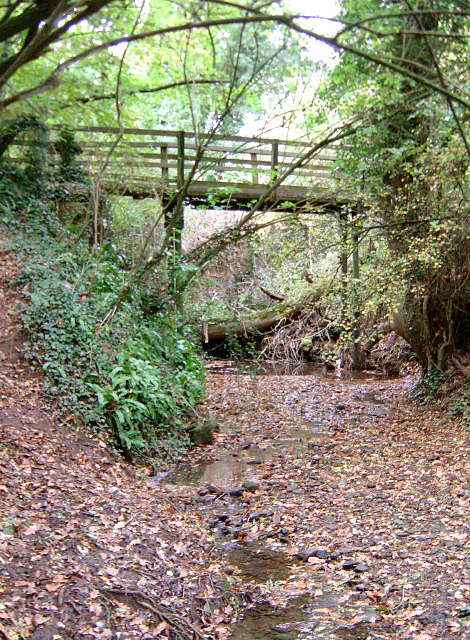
[151,363,469,640]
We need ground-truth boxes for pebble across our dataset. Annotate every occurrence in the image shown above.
[242,481,259,492]
[353,563,368,573]
[296,548,329,562]
[247,510,274,522]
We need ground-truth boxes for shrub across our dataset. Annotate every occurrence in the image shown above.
[10,227,204,466]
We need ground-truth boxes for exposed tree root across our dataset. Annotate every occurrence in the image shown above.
[98,587,207,640]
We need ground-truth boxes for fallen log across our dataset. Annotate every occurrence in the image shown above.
[201,289,322,344]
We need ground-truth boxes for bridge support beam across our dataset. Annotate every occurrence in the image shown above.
[164,201,184,314]
[351,207,361,370]
[165,130,185,321]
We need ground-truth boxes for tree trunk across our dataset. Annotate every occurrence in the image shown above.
[201,289,322,344]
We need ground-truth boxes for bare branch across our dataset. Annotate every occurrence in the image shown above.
[59,79,227,109]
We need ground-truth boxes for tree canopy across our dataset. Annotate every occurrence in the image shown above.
[0,0,468,371]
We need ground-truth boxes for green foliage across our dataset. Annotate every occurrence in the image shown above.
[86,334,204,458]
[410,368,447,402]
[224,329,259,362]
[307,0,470,370]
[0,115,48,210]
[5,201,205,465]
[55,125,87,184]
[0,116,90,227]
[447,387,470,430]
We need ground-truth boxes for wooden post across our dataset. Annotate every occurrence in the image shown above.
[176,130,185,189]
[161,143,169,184]
[250,152,259,184]
[270,140,279,182]
[351,207,361,370]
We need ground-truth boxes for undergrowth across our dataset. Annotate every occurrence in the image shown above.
[0,115,206,466]
[409,367,470,430]
[409,367,448,402]
[8,230,204,465]
[446,385,470,430]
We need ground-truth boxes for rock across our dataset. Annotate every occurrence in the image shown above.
[353,563,368,573]
[247,510,273,522]
[188,413,221,444]
[417,610,447,625]
[296,548,329,562]
[366,406,386,417]
[342,559,362,570]
[189,423,214,444]
[193,496,213,504]
[228,487,245,497]
[207,484,220,494]
[242,481,259,492]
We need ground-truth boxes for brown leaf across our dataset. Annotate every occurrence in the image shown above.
[153,621,168,636]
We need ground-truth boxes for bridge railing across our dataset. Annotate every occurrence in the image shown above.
[2,125,346,200]
[71,126,341,194]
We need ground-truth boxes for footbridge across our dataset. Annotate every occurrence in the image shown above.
[68,126,351,211]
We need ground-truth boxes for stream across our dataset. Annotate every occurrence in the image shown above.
[150,362,408,639]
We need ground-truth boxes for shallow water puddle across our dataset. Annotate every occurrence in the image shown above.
[207,360,396,383]
[229,592,377,640]
[161,440,317,486]
[161,456,249,486]
[290,424,332,441]
[224,541,298,582]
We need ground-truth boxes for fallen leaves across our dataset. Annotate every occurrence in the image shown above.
[1,236,469,639]
[0,248,237,639]
[184,364,470,638]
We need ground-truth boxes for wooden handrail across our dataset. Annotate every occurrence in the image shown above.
[5,124,351,203]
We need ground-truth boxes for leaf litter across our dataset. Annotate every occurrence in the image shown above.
[0,244,240,640]
[170,366,469,639]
